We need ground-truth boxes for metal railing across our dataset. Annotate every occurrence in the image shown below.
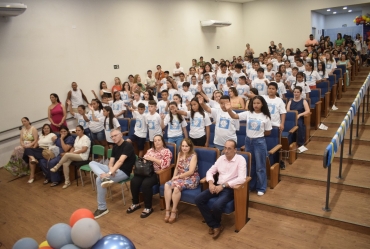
[322,74,370,212]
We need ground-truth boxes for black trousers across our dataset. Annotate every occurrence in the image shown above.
[23,148,44,164]
[190,135,207,146]
[130,173,158,209]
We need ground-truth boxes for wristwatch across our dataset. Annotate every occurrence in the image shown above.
[222,183,226,188]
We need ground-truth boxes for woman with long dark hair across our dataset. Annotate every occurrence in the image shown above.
[48,93,67,132]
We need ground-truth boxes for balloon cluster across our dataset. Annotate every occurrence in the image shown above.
[12,208,135,249]
[353,14,370,26]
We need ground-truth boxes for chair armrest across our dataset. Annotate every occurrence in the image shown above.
[240,145,245,151]
[315,101,322,107]
[269,144,282,154]
[156,164,175,185]
[122,131,129,136]
[289,126,298,133]
[199,177,207,184]
[200,177,209,190]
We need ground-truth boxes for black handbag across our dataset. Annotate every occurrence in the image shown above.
[134,157,154,177]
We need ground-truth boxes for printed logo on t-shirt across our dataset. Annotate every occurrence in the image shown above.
[251,75,257,81]
[144,106,149,113]
[113,103,121,111]
[121,93,128,100]
[266,75,272,80]
[168,94,173,101]
[233,77,239,83]
[218,77,226,85]
[268,104,276,114]
[169,120,180,130]
[237,88,244,95]
[148,120,155,130]
[204,87,212,94]
[78,119,87,128]
[248,119,261,131]
[182,95,188,102]
[160,106,167,114]
[136,120,142,128]
[190,88,197,95]
[307,75,313,81]
[218,117,230,129]
[326,64,331,69]
[256,83,264,91]
[191,117,202,127]
[105,121,111,131]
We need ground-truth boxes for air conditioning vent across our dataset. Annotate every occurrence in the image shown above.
[200,20,232,27]
[0,3,27,17]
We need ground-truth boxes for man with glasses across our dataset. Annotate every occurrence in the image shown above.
[89,128,136,219]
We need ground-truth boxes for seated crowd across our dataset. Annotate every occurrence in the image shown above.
[4,33,363,239]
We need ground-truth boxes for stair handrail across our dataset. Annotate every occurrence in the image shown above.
[322,74,370,212]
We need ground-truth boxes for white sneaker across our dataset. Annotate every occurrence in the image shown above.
[257,191,264,196]
[101,178,114,188]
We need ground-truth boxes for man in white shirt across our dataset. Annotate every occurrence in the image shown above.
[145,70,157,94]
[216,63,229,91]
[250,68,269,96]
[173,62,184,82]
[65,82,89,112]
[195,140,246,239]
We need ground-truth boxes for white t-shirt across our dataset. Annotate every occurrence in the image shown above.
[176,81,185,91]
[168,89,178,101]
[120,91,131,104]
[74,113,89,129]
[110,100,126,118]
[187,73,199,82]
[74,135,91,160]
[247,68,258,81]
[304,70,322,87]
[186,111,212,139]
[38,133,56,148]
[276,82,287,97]
[291,81,311,99]
[325,60,337,73]
[262,95,287,126]
[209,99,220,109]
[318,70,329,79]
[181,91,194,104]
[243,61,252,70]
[189,84,199,96]
[132,111,147,138]
[210,108,239,146]
[286,75,296,87]
[232,72,246,85]
[163,114,187,138]
[132,99,141,109]
[202,82,217,99]
[285,68,293,77]
[264,70,275,81]
[87,110,104,133]
[160,79,167,92]
[201,72,215,83]
[70,89,84,108]
[252,78,269,95]
[139,100,149,113]
[216,72,229,90]
[157,100,168,115]
[273,62,283,72]
[283,55,295,64]
[297,65,305,72]
[173,67,184,82]
[238,111,272,138]
[236,84,250,100]
[99,117,120,143]
[146,112,162,141]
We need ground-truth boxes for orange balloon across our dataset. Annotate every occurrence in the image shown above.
[39,247,53,249]
[70,208,94,227]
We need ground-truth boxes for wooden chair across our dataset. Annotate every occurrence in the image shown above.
[333,68,343,100]
[265,127,282,189]
[307,89,322,129]
[281,111,298,164]
[337,64,347,92]
[328,75,337,106]
[316,81,331,117]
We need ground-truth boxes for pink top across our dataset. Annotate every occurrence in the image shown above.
[145,147,172,171]
[206,154,246,188]
[50,103,67,132]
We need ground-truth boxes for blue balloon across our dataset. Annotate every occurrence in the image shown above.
[13,237,38,249]
[92,234,135,249]
[61,244,81,249]
[47,223,73,249]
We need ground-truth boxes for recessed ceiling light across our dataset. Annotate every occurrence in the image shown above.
[333,12,337,14]
[327,9,331,11]
[348,10,352,12]
[343,7,347,9]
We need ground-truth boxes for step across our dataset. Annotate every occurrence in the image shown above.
[321,114,370,125]
[246,208,370,248]
[335,98,367,106]
[301,140,370,163]
[309,127,370,146]
[250,181,370,234]
[281,157,370,193]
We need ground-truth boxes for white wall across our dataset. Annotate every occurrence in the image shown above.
[0,0,244,131]
[242,0,370,55]
[311,12,325,39]
[325,11,361,29]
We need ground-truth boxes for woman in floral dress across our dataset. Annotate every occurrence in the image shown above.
[4,117,38,176]
[164,138,199,224]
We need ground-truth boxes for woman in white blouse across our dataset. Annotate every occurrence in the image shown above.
[23,124,56,183]
[50,125,91,189]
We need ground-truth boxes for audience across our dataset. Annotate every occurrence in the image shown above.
[164,138,199,224]
[48,93,67,132]
[5,117,38,177]
[50,125,91,189]
[127,135,172,218]
[23,124,57,183]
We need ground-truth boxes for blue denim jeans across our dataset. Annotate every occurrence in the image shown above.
[214,144,224,152]
[195,188,234,228]
[91,129,106,141]
[89,161,128,210]
[245,136,268,192]
[168,135,184,152]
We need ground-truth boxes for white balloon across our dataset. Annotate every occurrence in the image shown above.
[71,218,100,248]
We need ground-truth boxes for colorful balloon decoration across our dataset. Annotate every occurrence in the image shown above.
[353,13,370,26]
